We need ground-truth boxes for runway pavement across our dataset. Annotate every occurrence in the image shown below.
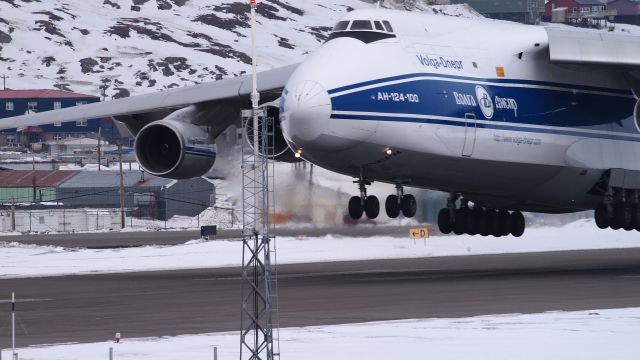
[1,248,639,347]
[0,226,409,248]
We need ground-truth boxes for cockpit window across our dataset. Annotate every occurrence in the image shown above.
[383,21,394,33]
[333,21,350,32]
[350,20,373,31]
[327,19,397,44]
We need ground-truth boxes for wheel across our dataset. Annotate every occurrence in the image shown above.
[510,211,525,237]
[453,208,467,235]
[594,204,610,229]
[611,205,624,230]
[364,195,380,219]
[623,205,634,231]
[348,196,363,220]
[466,209,480,236]
[437,208,452,234]
[478,209,490,236]
[489,210,502,237]
[498,210,511,236]
[385,195,400,219]
[632,205,640,232]
[400,194,417,218]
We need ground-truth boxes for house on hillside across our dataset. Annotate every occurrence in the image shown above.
[0,89,124,151]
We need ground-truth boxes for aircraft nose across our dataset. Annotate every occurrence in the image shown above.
[281,80,331,146]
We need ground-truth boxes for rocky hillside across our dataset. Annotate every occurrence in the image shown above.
[0,0,478,97]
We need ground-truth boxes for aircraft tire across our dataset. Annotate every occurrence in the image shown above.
[385,195,400,219]
[437,208,452,234]
[489,210,502,237]
[400,194,417,218]
[498,210,511,236]
[348,196,363,220]
[611,205,625,230]
[364,195,380,220]
[478,210,491,236]
[510,211,525,237]
[594,204,610,230]
[453,209,467,235]
[623,204,634,231]
[466,209,480,236]
[632,205,640,232]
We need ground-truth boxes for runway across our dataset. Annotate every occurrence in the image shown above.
[1,248,639,347]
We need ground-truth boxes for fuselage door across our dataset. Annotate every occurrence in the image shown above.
[462,113,477,157]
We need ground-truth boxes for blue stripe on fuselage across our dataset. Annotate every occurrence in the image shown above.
[329,76,638,137]
[328,72,634,96]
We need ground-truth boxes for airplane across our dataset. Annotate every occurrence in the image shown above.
[1,8,640,238]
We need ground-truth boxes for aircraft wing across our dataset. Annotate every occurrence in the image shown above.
[0,64,298,136]
[545,27,640,68]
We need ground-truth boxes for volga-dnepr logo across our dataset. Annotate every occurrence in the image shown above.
[475,86,494,120]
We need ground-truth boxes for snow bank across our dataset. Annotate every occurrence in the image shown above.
[8,307,640,360]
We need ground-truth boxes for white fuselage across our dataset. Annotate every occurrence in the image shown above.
[280,9,640,213]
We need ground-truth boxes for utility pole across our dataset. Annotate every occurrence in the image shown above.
[97,127,102,172]
[118,142,125,229]
[1,74,8,90]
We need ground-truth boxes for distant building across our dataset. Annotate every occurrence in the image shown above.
[0,170,77,203]
[607,0,640,24]
[57,171,215,220]
[451,0,545,24]
[544,0,619,27]
[0,89,122,151]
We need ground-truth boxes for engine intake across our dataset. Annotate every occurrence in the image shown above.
[135,118,216,179]
[245,105,301,163]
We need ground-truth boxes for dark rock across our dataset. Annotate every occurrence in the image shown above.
[0,30,11,44]
[79,57,100,74]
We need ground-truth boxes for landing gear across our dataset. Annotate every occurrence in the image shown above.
[347,178,417,220]
[385,184,417,218]
[437,195,525,237]
[593,188,640,232]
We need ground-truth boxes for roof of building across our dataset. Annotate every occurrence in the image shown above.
[0,89,99,100]
[0,170,78,187]
[575,0,608,5]
[58,171,178,189]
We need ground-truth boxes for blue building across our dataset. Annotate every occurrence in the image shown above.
[0,89,122,151]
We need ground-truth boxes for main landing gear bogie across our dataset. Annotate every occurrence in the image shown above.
[594,203,640,232]
[437,196,525,237]
[348,180,417,220]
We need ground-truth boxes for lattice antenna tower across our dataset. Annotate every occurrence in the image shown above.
[240,0,280,359]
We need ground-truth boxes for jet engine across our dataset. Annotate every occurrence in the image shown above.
[135,117,216,179]
[635,99,640,133]
[244,105,300,163]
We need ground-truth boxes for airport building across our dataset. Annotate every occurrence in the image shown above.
[0,89,122,151]
[450,0,546,24]
[0,170,215,221]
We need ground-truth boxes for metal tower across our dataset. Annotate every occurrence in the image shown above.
[240,1,280,360]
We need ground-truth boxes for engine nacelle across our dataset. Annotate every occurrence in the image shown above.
[135,118,216,179]
[245,105,301,163]
[635,99,640,133]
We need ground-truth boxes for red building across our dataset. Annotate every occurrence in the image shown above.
[607,0,640,24]
[544,0,608,20]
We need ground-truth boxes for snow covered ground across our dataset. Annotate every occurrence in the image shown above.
[6,307,640,360]
[2,219,639,279]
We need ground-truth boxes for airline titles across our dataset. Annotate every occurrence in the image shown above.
[416,55,464,71]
